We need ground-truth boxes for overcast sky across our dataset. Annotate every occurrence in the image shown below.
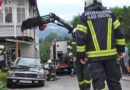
[37,0,130,21]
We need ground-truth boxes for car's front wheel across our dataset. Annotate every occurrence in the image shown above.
[7,80,13,88]
[40,80,45,86]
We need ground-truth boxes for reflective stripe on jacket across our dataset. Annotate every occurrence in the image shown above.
[67,38,77,58]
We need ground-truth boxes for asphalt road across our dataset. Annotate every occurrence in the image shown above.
[8,75,130,90]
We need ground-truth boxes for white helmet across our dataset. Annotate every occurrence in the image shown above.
[47,60,52,63]
[85,0,102,8]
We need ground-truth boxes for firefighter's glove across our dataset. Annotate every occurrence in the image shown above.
[80,58,88,64]
[72,57,77,62]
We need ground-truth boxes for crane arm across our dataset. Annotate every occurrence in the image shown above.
[21,13,73,33]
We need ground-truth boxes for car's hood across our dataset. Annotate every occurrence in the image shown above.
[9,66,44,72]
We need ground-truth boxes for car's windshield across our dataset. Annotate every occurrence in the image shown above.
[14,58,41,67]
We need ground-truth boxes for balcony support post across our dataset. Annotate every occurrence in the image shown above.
[16,39,19,58]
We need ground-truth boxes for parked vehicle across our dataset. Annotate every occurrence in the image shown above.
[50,41,74,73]
[6,57,45,88]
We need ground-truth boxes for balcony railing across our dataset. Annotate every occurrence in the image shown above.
[0,24,34,38]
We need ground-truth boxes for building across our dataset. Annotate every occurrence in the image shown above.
[0,0,40,59]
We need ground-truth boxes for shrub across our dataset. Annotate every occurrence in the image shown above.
[0,72,7,90]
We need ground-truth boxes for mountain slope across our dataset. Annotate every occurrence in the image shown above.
[39,24,71,39]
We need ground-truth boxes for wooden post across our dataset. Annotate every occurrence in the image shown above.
[16,41,19,58]
[22,32,25,40]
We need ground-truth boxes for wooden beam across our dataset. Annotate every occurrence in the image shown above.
[16,41,19,58]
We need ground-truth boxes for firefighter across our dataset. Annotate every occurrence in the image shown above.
[75,0,125,90]
[67,28,91,90]
[0,48,5,69]
[47,60,56,81]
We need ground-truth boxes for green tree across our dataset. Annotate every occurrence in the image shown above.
[71,15,80,27]
[111,6,130,41]
[40,32,63,61]
[39,38,44,43]
[63,36,71,41]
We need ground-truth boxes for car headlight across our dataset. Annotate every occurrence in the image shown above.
[8,72,15,77]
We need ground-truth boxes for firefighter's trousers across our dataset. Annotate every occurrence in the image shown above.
[89,59,122,90]
[75,60,91,90]
[0,61,5,69]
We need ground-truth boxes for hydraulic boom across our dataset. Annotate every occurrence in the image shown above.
[21,13,73,33]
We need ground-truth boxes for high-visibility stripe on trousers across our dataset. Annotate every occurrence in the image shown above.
[75,60,91,90]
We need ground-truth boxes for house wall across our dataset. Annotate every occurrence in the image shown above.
[19,44,35,58]
[0,0,40,58]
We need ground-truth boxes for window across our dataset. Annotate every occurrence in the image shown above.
[0,1,4,23]
[4,0,11,5]
[15,58,41,66]
[17,8,25,23]
[0,11,3,23]
[0,0,4,5]
[5,7,12,23]
[16,0,25,6]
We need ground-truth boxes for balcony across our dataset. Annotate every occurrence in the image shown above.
[0,24,34,39]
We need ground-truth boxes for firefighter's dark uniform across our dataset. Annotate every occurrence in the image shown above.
[67,37,91,90]
[75,3,125,90]
[0,50,6,69]
[47,63,56,81]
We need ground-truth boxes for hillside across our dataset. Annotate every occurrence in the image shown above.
[39,24,71,40]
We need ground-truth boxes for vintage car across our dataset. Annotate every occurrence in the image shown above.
[6,57,45,88]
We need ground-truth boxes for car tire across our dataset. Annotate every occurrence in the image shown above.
[41,80,45,86]
[7,81,13,88]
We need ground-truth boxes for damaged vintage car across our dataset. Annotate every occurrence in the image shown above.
[6,57,45,88]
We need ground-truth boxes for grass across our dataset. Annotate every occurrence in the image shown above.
[0,72,7,90]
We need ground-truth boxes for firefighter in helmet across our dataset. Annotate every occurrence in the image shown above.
[0,45,6,69]
[47,60,56,81]
[67,28,91,90]
[75,0,125,90]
